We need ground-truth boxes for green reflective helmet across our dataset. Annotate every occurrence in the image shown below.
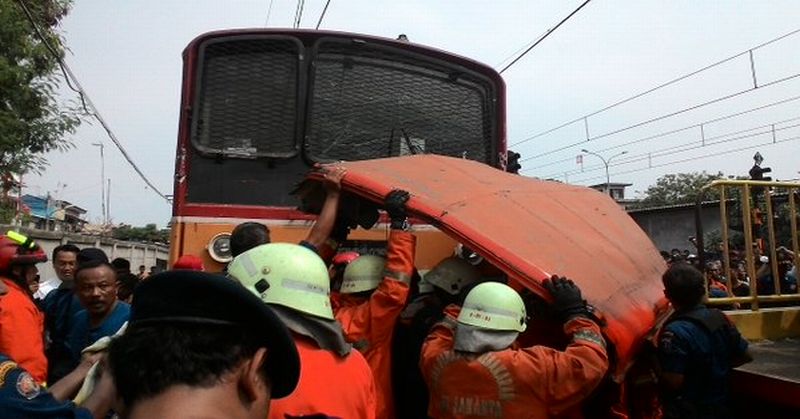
[341,255,385,294]
[457,282,527,332]
[228,243,333,320]
[426,257,480,295]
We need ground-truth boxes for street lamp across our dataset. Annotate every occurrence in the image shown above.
[580,149,628,192]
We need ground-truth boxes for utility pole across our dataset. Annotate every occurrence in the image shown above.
[580,149,628,195]
[16,173,22,225]
[107,178,111,224]
[91,142,106,224]
[45,192,51,231]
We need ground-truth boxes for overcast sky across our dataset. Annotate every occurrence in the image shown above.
[25,0,800,227]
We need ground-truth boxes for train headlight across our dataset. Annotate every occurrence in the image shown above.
[207,232,233,263]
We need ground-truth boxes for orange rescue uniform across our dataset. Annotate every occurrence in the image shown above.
[0,278,47,384]
[334,230,415,419]
[268,334,377,419]
[421,309,608,419]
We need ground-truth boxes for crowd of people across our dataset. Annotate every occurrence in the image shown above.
[662,242,798,301]
[0,166,753,418]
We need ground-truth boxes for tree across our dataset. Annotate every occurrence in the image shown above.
[0,0,80,175]
[112,224,170,244]
[635,171,723,208]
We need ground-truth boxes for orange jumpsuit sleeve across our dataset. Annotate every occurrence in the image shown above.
[419,305,461,379]
[0,283,47,384]
[336,231,415,344]
[315,239,339,266]
[513,316,609,415]
[419,316,457,381]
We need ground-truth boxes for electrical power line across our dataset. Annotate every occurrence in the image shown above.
[511,27,800,147]
[523,93,800,171]
[541,116,800,180]
[520,70,800,162]
[545,117,800,179]
[15,0,171,204]
[293,0,306,28]
[265,0,275,26]
[316,0,332,30]
[494,31,545,69]
[499,0,593,74]
[567,134,800,185]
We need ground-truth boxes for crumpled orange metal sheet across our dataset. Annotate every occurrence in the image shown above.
[319,154,669,379]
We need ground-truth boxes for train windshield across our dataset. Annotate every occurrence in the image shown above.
[185,33,499,207]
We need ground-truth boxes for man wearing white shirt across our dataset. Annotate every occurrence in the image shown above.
[35,273,61,300]
[35,244,79,299]
[41,243,82,382]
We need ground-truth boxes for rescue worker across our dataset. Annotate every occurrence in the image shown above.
[420,256,482,317]
[0,231,49,384]
[172,254,205,271]
[394,257,481,419]
[106,270,300,419]
[397,257,482,334]
[421,276,609,418]
[42,243,82,383]
[228,242,377,418]
[333,189,415,419]
[657,262,752,419]
[0,351,115,419]
[330,250,360,292]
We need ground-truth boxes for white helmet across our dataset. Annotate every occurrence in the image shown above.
[457,282,527,332]
[341,255,386,294]
[228,243,333,320]
[426,257,480,295]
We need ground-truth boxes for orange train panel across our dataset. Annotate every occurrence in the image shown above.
[311,155,670,379]
[170,220,457,273]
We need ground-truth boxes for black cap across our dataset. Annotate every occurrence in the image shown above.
[129,270,300,398]
[77,247,109,265]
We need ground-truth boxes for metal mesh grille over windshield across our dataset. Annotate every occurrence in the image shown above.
[305,40,495,163]
[192,37,300,157]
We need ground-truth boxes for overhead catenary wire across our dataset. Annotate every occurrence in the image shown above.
[265,0,275,26]
[496,27,554,69]
[293,0,306,28]
[499,0,593,74]
[567,134,800,185]
[15,0,171,204]
[494,32,543,69]
[544,117,800,179]
[523,93,800,171]
[316,0,332,30]
[511,27,800,148]
[521,70,800,162]
[540,115,800,180]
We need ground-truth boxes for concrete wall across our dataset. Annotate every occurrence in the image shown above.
[629,205,722,252]
[0,225,169,281]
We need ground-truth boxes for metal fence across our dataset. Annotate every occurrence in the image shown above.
[696,180,800,310]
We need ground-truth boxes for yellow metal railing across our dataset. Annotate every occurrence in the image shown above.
[696,180,800,310]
